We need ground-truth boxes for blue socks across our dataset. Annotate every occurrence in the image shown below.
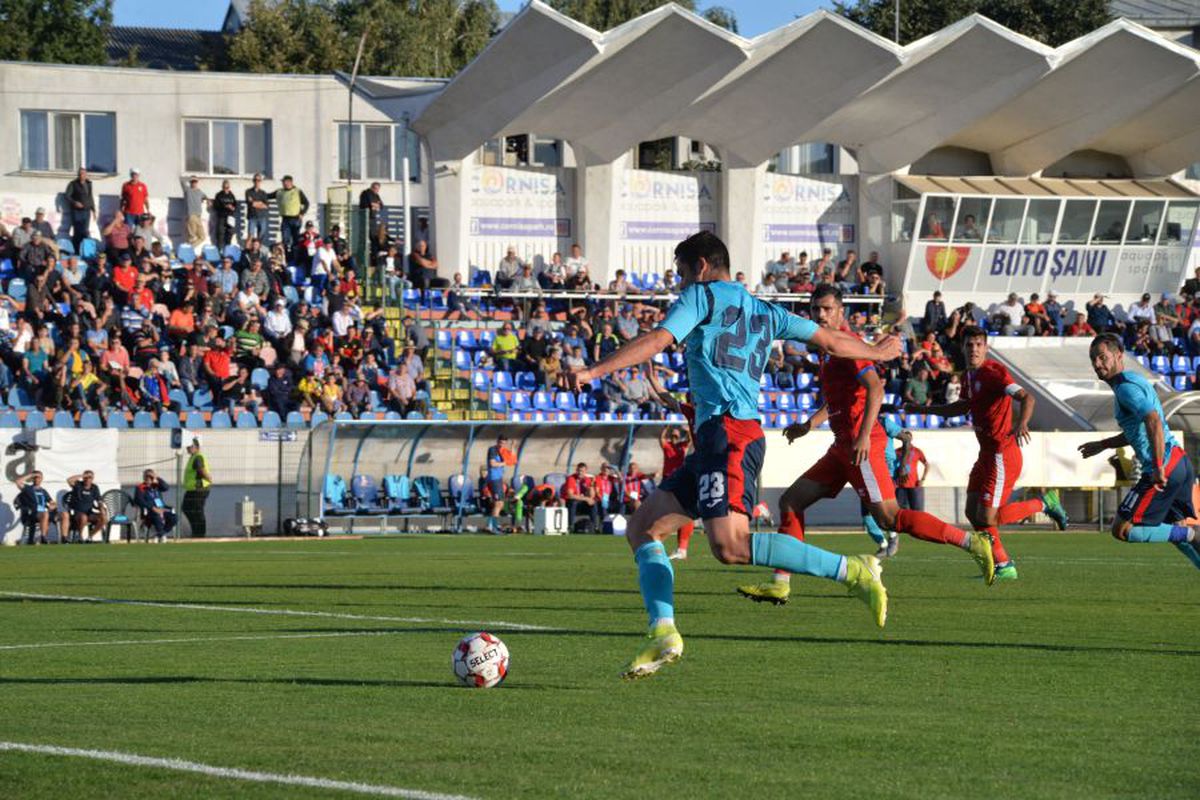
[750,533,846,581]
[634,541,675,625]
[1126,524,1191,543]
[863,514,887,546]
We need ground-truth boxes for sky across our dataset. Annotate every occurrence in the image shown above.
[112,0,832,38]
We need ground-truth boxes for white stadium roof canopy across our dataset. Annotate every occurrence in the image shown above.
[413,1,1200,177]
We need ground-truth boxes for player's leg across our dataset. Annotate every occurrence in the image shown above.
[1113,452,1199,550]
[669,520,695,560]
[865,450,994,584]
[737,466,837,603]
[622,487,695,679]
[860,498,888,548]
[964,450,1016,579]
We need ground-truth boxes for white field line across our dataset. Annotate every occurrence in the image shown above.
[0,591,556,632]
[0,629,403,652]
[0,741,479,800]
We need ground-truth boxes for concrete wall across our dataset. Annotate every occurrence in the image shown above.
[0,62,433,245]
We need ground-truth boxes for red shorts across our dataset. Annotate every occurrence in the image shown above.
[801,436,895,504]
[660,416,766,520]
[967,445,1022,508]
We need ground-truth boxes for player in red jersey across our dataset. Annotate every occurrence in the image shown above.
[913,326,1068,581]
[739,287,997,603]
[647,365,697,559]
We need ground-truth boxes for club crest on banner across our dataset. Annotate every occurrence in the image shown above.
[926,246,971,279]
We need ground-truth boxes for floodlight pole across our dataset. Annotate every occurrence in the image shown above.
[894,0,900,43]
[347,31,368,235]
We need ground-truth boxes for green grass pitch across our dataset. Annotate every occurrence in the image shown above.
[0,532,1196,799]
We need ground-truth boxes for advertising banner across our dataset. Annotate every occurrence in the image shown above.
[616,170,720,275]
[759,174,857,269]
[0,428,121,545]
[466,166,575,274]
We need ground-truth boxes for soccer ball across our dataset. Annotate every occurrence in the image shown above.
[452,632,510,688]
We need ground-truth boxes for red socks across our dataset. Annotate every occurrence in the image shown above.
[895,509,970,548]
[677,522,694,551]
[780,509,805,541]
[997,498,1044,526]
[984,526,1010,564]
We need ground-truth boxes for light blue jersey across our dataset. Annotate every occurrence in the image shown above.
[882,415,904,473]
[659,281,818,428]
[1110,370,1178,470]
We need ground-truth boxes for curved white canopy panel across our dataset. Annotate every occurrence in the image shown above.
[669,12,900,168]
[812,15,1053,173]
[947,20,1200,176]
[1086,74,1200,175]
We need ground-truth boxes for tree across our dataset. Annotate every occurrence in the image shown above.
[833,0,1110,47]
[339,0,500,78]
[549,1,737,33]
[225,0,349,74]
[0,0,112,64]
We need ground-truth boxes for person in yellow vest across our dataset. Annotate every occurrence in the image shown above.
[182,438,213,538]
[269,175,309,260]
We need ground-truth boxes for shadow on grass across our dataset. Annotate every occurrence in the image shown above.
[0,675,574,691]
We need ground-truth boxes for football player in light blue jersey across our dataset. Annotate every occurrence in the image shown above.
[1079,334,1200,567]
[567,231,902,679]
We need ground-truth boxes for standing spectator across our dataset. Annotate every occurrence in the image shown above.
[134,469,175,543]
[923,291,946,334]
[64,470,105,544]
[562,461,599,533]
[181,438,212,538]
[64,167,95,252]
[120,168,149,228]
[245,173,271,244]
[271,175,309,257]
[894,440,927,512]
[213,180,238,249]
[485,435,514,534]
[183,176,210,247]
[359,181,383,237]
[15,470,54,545]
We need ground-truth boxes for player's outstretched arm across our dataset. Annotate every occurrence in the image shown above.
[1078,433,1128,459]
[784,404,828,443]
[645,363,682,415]
[568,329,673,388]
[809,327,901,363]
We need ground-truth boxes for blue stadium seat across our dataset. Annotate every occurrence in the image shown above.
[759,372,775,390]
[0,410,20,428]
[309,411,329,428]
[493,371,514,391]
[158,411,181,429]
[490,392,507,413]
[132,411,156,429]
[448,473,475,514]
[478,330,495,350]
[429,291,447,311]
[236,411,258,428]
[78,411,103,429]
[436,330,453,352]
[223,244,242,261]
[455,330,478,351]
[795,373,813,390]
[7,278,25,302]
[509,392,531,412]
[453,350,472,371]
[8,386,34,410]
[169,388,190,410]
[533,391,555,411]
[796,392,814,410]
[25,413,47,430]
[50,410,74,428]
[209,411,232,429]
[1151,355,1169,374]
[905,413,926,429]
[383,411,402,420]
[471,371,490,391]
[758,392,776,410]
[250,368,270,390]
[515,371,537,391]
[776,393,796,413]
[286,411,307,429]
[334,411,354,421]
[283,285,300,305]
[1135,354,1149,370]
[56,238,74,255]
[555,393,578,412]
[1173,375,1191,392]
[0,258,13,279]
[191,388,214,410]
[176,244,195,263]
[179,411,205,429]
[470,268,491,287]
[1172,355,1190,374]
[105,410,128,429]
[926,415,943,429]
[350,474,384,511]
[202,245,220,263]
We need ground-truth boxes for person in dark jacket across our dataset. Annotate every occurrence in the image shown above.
[134,469,175,543]
[265,362,295,416]
[64,167,95,252]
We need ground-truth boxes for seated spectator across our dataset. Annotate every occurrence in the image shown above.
[564,243,588,278]
[767,251,794,289]
[904,363,931,408]
[265,362,295,416]
[408,239,437,294]
[1066,311,1095,337]
[67,359,108,413]
[540,252,567,290]
[139,359,174,414]
[991,293,1033,336]
[789,266,815,293]
[492,322,519,372]
[1183,266,1200,298]
[566,264,593,291]
[512,263,538,291]
[134,469,175,543]
[386,363,418,416]
[519,327,550,378]
[755,273,778,295]
[446,272,481,321]
[614,305,639,341]
[1043,290,1064,335]
[496,247,524,290]
[64,470,106,544]
[609,270,631,293]
[860,272,884,295]
[858,251,884,283]
[834,249,858,292]
[943,373,962,403]
[562,462,598,533]
[1086,293,1123,334]
[15,470,54,545]
[318,372,342,414]
[1025,293,1052,335]
[344,375,371,417]
[592,322,620,363]
[540,345,565,390]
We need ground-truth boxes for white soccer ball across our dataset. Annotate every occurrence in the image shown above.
[452,632,510,688]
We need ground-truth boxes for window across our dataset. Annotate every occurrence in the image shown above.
[1125,200,1164,244]
[1163,201,1200,244]
[533,136,562,167]
[183,118,270,176]
[1057,200,1096,244]
[919,196,956,241]
[891,183,919,243]
[1020,199,1060,245]
[1089,200,1130,244]
[338,122,421,182]
[985,198,1025,244]
[20,110,115,173]
[951,197,990,243]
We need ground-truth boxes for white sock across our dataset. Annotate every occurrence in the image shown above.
[835,557,847,582]
[959,531,974,550]
[651,616,674,630]
[772,571,791,584]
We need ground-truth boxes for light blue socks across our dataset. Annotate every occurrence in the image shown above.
[1126,524,1191,543]
[634,541,675,624]
[750,533,845,581]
